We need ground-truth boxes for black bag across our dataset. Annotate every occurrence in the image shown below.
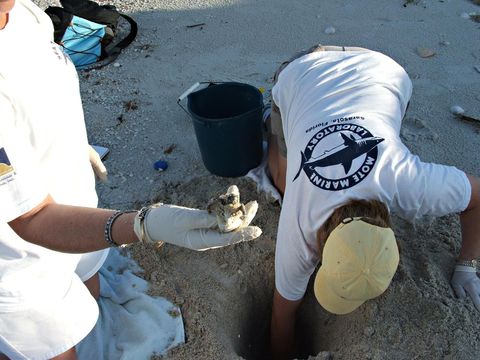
[45,0,138,70]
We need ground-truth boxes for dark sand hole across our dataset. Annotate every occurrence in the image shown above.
[232,282,333,360]
[295,291,332,359]
[229,274,274,360]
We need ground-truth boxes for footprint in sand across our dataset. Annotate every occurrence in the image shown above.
[400,117,439,144]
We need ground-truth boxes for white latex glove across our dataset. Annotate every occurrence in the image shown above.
[451,265,480,311]
[133,203,262,251]
[88,145,108,181]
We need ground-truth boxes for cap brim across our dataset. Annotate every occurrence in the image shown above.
[314,267,365,315]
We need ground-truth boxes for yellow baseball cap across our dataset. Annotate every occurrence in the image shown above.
[314,217,399,315]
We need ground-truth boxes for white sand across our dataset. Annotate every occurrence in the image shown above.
[34,0,480,358]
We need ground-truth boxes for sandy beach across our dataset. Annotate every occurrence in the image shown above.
[35,0,480,358]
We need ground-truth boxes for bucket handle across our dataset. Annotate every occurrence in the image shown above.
[177,82,201,115]
[177,81,229,116]
[177,81,219,115]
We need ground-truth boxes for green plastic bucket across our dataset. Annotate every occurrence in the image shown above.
[186,82,264,177]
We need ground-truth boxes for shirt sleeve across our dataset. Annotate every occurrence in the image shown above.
[0,90,49,222]
[274,206,320,301]
[391,153,471,221]
[275,240,318,301]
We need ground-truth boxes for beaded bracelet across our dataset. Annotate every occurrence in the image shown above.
[104,210,137,247]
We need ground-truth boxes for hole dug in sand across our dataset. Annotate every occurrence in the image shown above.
[232,278,366,360]
[230,268,274,360]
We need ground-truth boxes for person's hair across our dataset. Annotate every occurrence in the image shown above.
[316,199,392,256]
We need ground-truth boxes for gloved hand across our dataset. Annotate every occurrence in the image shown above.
[88,145,108,181]
[451,265,480,311]
[133,203,262,251]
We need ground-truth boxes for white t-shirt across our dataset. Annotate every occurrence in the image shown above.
[273,50,472,301]
[0,1,108,356]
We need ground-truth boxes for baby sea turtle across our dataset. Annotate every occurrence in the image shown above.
[207,185,258,232]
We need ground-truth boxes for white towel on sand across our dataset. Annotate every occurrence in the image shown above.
[76,249,184,360]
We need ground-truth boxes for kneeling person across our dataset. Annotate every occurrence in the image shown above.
[267,45,480,359]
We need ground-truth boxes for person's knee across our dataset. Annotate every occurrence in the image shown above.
[83,272,100,300]
[51,347,77,360]
[267,137,287,195]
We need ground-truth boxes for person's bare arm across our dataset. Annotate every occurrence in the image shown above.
[270,289,302,360]
[451,175,480,310]
[458,175,480,260]
[8,191,262,254]
[8,195,138,253]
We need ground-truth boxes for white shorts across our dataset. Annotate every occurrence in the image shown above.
[0,249,109,360]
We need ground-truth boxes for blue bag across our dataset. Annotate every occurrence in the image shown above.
[61,16,106,69]
[45,2,138,70]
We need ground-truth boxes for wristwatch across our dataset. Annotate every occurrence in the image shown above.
[134,203,165,245]
[135,206,152,244]
[456,258,479,270]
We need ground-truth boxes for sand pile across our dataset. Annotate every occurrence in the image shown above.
[129,176,278,359]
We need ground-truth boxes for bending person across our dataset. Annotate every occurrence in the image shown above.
[266,44,480,359]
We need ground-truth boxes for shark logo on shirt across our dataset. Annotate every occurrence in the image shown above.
[0,148,14,177]
[293,123,383,191]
